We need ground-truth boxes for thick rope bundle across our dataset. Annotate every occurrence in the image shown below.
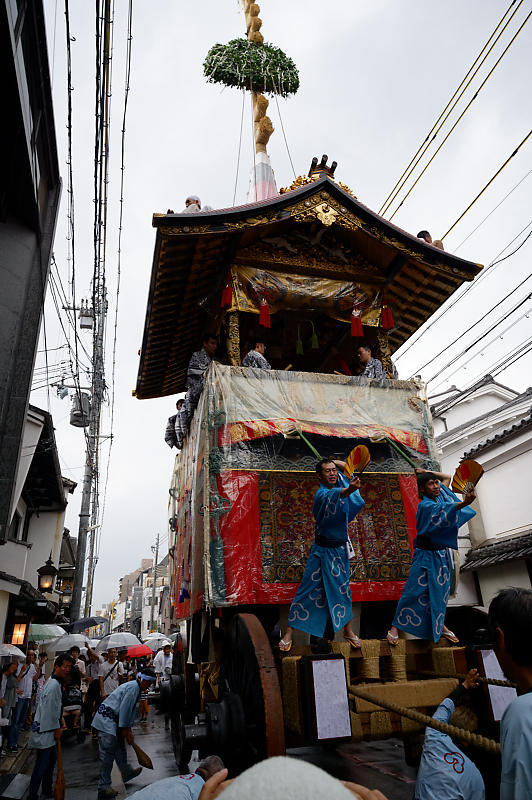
[358,639,381,680]
[411,669,517,689]
[348,685,501,754]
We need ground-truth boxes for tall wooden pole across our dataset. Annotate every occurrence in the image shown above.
[242,1,274,155]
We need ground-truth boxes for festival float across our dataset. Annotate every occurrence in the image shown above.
[134,0,507,777]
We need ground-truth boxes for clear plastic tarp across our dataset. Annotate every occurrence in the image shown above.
[169,364,439,620]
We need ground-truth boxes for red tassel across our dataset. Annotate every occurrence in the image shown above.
[381,304,394,330]
[351,311,363,337]
[220,272,233,308]
[259,297,271,328]
[220,284,232,308]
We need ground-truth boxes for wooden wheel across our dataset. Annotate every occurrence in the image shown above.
[220,612,285,763]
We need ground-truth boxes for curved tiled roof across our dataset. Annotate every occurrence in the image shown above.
[463,409,532,459]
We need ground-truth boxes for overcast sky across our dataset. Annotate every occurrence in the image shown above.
[34,1,532,611]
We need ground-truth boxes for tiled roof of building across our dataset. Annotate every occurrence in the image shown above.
[462,410,532,459]
[462,531,532,571]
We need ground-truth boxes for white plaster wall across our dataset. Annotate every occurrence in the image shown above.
[479,561,532,608]
[475,436,532,540]
[112,601,126,629]
[24,509,66,598]
[9,410,44,522]
[0,591,10,643]
[436,389,515,434]
[2,540,31,582]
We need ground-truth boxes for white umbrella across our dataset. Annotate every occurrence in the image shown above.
[28,623,67,642]
[144,634,170,651]
[95,633,141,651]
[0,644,26,660]
[43,634,87,654]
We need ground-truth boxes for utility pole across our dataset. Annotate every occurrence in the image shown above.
[70,0,112,622]
[149,533,160,632]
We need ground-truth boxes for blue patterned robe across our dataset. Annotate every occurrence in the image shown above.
[415,694,485,799]
[393,484,475,641]
[242,350,271,370]
[288,472,364,637]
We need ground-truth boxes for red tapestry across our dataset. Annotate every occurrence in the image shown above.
[216,470,418,605]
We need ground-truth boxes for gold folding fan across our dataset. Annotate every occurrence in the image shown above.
[451,459,484,494]
[344,445,371,477]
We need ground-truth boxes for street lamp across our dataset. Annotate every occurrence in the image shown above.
[62,586,73,606]
[37,554,58,593]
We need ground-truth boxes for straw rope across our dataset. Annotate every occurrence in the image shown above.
[348,685,501,754]
[410,670,517,689]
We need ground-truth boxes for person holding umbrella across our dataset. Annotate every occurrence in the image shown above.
[92,667,157,799]
[0,662,19,756]
[27,653,73,800]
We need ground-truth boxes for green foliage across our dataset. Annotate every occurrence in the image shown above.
[204,38,299,97]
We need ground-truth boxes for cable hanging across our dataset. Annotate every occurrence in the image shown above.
[386,6,532,221]
[441,128,532,240]
[395,218,532,362]
[379,0,525,216]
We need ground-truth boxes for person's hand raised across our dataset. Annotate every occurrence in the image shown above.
[350,475,361,490]
[463,668,480,690]
[463,489,476,505]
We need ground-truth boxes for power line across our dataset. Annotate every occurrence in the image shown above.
[454,168,532,251]
[379,0,526,216]
[100,0,133,542]
[423,296,532,386]
[233,89,246,206]
[395,218,532,362]
[433,333,532,395]
[386,7,532,220]
[412,280,532,379]
[441,128,532,240]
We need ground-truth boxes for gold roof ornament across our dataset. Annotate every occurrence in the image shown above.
[281,156,357,198]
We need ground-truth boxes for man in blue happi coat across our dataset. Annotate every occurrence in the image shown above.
[280,458,365,652]
[28,653,74,800]
[415,668,485,800]
[489,587,532,800]
[92,667,157,799]
[388,468,476,646]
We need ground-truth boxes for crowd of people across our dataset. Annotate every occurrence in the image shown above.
[1,588,531,799]
[164,335,395,451]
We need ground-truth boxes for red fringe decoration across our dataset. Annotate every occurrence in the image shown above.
[220,273,233,308]
[351,312,363,337]
[220,284,232,308]
[381,304,394,330]
[259,298,271,328]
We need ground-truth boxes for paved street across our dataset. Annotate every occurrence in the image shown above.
[21,713,180,800]
[17,710,417,799]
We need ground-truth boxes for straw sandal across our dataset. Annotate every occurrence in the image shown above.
[344,635,362,649]
[441,629,459,644]
[279,639,292,652]
[386,630,399,647]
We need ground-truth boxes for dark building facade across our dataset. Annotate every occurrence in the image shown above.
[0,0,61,542]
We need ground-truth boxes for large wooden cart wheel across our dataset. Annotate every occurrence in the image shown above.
[220,613,285,763]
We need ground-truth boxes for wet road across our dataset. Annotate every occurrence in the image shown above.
[23,712,417,799]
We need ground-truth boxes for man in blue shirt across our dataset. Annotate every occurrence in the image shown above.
[489,587,532,800]
[280,458,365,651]
[92,667,157,799]
[388,468,475,646]
[28,653,74,800]
[415,668,485,799]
